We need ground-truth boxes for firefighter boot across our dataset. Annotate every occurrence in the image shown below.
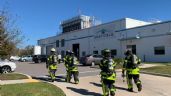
[137,83,142,92]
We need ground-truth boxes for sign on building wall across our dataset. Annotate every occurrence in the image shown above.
[94,29,115,39]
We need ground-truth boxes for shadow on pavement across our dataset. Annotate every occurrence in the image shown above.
[115,86,128,91]
[90,82,102,87]
[67,87,101,96]
[32,75,66,82]
[90,82,129,92]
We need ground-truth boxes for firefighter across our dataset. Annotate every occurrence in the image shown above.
[99,49,116,96]
[63,50,70,82]
[66,51,79,84]
[46,48,58,82]
[122,50,142,92]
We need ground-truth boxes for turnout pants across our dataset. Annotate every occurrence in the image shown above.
[48,64,57,81]
[67,70,79,83]
[126,73,142,90]
[49,69,57,81]
[101,79,116,96]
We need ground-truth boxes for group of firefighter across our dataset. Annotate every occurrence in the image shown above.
[46,48,142,96]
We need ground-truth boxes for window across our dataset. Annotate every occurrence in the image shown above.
[127,45,136,54]
[56,40,59,47]
[111,49,117,56]
[61,39,65,47]
[154,46,165,55]
[82,51,86,57]
[93,50,98,54]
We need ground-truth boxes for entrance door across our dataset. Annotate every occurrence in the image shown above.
[72,44,80,58]
[127,45,136,54]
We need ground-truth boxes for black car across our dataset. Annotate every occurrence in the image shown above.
[33,55,47,63]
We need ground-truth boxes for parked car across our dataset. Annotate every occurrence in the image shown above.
[80,54,103,66]
[33,55,47,63]
[0,59,16,73]
[10,56,20,61]
[19,55,33,62]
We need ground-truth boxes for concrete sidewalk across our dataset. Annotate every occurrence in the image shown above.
[53,72,171,96]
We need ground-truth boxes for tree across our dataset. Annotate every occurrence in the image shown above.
[18,45,34,56]
[0,9,23,59]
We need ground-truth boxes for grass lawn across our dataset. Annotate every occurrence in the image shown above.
[0,82,66,96]
[0,73,28,80]
[141,65,171,75]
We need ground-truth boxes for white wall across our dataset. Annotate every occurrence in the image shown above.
[125,18,151,29]
[38,18,171,62]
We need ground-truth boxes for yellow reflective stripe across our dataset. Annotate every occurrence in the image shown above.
[69,67,78,71]
[49,65,57,69]
[131,68,140,74]
[107,73,116,80]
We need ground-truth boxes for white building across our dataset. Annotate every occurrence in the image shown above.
[38,15,171,62]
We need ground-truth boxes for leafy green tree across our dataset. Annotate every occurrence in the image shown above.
[19,45,34,56]
[0,10,23,59]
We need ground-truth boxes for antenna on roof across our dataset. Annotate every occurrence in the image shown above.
[77,8,82,15]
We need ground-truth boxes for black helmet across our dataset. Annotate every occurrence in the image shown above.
[103,49,111,57]
[66,50,70,55]
[103,49,111,53]
[125,50,132,56]
[69,51,74,56]
[70,51,74,54]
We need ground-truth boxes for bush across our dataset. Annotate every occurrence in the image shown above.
[113,58,124,69]
[113,58,124,65]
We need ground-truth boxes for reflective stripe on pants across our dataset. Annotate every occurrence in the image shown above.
[101,79,116,96]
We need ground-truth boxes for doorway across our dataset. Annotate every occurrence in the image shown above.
[127,45,136,54]
[72,43,80,58]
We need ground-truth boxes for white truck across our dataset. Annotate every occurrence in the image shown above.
[33,46,47,63]
[34,46,41,55]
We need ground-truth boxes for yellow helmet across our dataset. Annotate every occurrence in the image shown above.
[51,48,56,52]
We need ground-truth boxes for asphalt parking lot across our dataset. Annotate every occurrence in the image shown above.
[15,61,100,77]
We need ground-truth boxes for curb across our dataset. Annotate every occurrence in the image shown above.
[15,72,32,79]
[14,72,40,83]
[0,72,40,85]
[141,71,171,78]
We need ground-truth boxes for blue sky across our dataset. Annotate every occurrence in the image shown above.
[0,0,171,48]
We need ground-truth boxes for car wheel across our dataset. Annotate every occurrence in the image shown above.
[23,59,26,62]
[1,66,11,73]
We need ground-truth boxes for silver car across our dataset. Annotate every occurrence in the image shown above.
[19,55,33,62]
[80,54,103,66]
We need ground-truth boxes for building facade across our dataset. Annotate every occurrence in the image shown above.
[38,15,171,62]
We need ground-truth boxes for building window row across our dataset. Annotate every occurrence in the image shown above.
[56,39,65,47]
[154,46,165,55]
